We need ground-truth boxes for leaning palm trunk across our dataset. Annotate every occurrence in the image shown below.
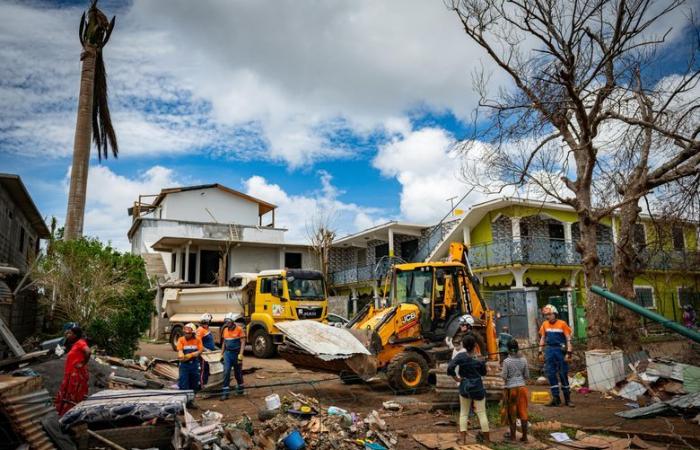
[64,1,117,240]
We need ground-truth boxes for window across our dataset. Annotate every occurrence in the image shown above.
[260,277,272,294]
[633,286,655,308]
[285,252,302,269]
[672,226,685,251]
[171,253,177,273]
[632,224,646,249]
[375,243,389,260]
[401,239,419,260]
[678,287,699,308]
[18,227,25,252]
[199,250,220,285]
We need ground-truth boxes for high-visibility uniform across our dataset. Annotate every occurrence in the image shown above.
[539,320,572,398]
[221,325,245,396]
[196,326,216,386]
[176,335,203,391]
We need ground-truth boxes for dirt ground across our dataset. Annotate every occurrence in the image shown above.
[135,342,700,450]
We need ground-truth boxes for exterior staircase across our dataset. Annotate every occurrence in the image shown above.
[141,253,168,287]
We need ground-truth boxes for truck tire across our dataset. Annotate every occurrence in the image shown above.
[386,351,429,393]
[251,329,275,358]
[169,325,184,351]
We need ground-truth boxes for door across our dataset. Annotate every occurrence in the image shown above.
[492,290,529,338]
[548,223,565,264]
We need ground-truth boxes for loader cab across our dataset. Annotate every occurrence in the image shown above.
[391,263,474,340]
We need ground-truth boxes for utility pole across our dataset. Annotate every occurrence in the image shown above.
[446,196,458,214]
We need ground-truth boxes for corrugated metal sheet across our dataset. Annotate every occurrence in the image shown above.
[275,320,371,360]
[0,375,56,450]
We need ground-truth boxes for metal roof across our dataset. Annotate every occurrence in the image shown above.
[0,174,50,238]
[153,183,276,216]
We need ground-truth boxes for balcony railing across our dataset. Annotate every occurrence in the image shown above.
[469,238,614,269]
[330,259,394,286]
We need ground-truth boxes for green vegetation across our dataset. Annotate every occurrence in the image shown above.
[38,236,153,357]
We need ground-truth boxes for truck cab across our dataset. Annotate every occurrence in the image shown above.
[245,269,328,357]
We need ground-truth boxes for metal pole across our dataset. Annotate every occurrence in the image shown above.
[591,285,700,344]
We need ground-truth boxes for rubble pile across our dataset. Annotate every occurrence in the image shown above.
[580,355,700,422]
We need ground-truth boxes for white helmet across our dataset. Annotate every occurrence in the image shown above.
[184,323,197,333]
[224,312,242,322]
[458,314,475,326]
[200,313,213,323]
[542,304,558,315]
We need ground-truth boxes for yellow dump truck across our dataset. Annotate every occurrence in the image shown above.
[163,269,328,358]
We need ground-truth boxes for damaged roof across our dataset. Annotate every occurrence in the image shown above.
[0,174,50,238]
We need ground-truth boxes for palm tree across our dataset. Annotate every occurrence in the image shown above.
[64,0,117,240]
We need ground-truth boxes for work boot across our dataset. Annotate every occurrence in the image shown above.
[235,385,245,396]
[546,395,561,407]
[563,392,575,407]
[220,390,230,401]
[521,420,528,442]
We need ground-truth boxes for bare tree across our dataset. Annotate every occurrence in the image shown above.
[448,0,700,349]
[306,209,337,283]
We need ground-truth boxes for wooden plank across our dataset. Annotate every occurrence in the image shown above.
[0,315,25,357]
[87,429,128,450]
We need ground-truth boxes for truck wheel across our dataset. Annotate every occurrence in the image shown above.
[386,351,429,393]
[169,325,184,351]
[251,329,275,358]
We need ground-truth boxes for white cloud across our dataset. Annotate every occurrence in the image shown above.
[0,1,514,167]
[244,171,387,242]
[373,127,493,223]
[74,165,184,250]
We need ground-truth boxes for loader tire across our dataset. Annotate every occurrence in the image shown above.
[169,325,184,351]
[386,351,429,393]
[251,329,275,359]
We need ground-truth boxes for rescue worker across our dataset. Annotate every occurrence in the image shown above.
[197,313,217,386]
[55,324,91,416]
[176,323,203,391]
[538,305,574,407]
[220,312,246,399]
[447,314,487,358]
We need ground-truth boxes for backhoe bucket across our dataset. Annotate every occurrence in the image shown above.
[276,320,379,380]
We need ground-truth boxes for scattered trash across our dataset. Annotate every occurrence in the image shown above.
[282,429,305,450]
[570,371,586,389]
[551,432,572,443]
[625,402,640,409]
[532,420,561,431]
[382,400,402,411]
[617,381,647,401]
[616,392,700,419]
[531,390,552,404]
[577,387,591,394]
[266,393,281,410]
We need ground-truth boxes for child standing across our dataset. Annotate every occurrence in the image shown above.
[501,339,529,442]
[447,335,490,444]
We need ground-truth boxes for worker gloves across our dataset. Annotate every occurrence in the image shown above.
[565,352,573,363]
[238,353,244,362]
[537,352,544,363]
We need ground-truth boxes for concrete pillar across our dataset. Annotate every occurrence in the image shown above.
[524,287,540,344]
[510,267,528,288]
[195,247,201,284]
[350,287,359,317]
[388,229,395,257]
[511,217,522,261]
[463,226,471,246]
[279,247,286,269]
[184,242,191,283]
[175,249,182,278]
[563,222,573,263]
[561,287,575,333]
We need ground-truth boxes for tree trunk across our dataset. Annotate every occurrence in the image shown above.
[578,214,612,349]
[610,201,644,352]
[218,251,227,287]
[64,46,97,240]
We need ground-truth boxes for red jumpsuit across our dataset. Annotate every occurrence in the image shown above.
[55,338,89,416]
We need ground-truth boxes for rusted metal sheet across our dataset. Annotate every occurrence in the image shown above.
[275,320,371,360]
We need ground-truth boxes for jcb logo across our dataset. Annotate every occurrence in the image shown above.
[402,312,417,323]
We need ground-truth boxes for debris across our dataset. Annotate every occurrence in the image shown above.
[536,376,548,385]
[531,390,552,404]
[365,410,387,431]
[570,372,586,389]
[586,349,625,392]
[150,359,179,381]
[86,429,127,450]
[617,381,647,401]
[625,402,640,409]
[531,421,561,431]
[615,392,700,419]
[282,429,305,450]
[659,381,685,395]
[551,432,572,443]
[201,410,223,426]
[0,375,56,450]
[265,393,281,410]
[412,433,462,450]
[382,400,402,411]
[60,389,193,429]
[684,364,700,393]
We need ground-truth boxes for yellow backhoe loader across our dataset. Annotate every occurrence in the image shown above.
[278,243,498,391]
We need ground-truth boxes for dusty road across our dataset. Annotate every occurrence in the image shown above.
[137,342,699,450]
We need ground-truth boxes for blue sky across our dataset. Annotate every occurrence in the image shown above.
[0,0,696,250]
